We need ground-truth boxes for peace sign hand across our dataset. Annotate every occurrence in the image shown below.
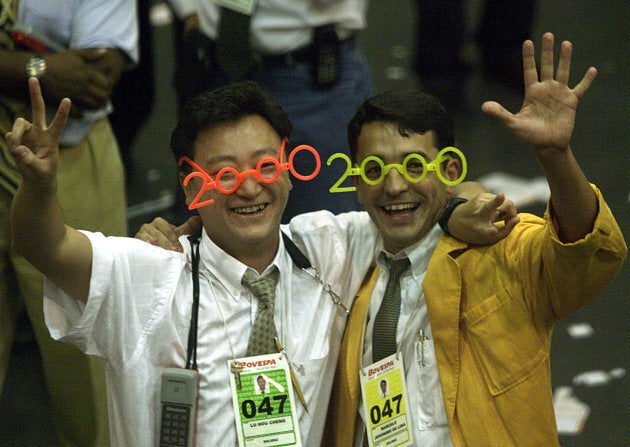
[6,77,71,189]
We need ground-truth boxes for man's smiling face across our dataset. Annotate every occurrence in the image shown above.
[353,121,459,254]
[183,114,291,259]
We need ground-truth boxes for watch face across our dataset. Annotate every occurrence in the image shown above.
[26,57,46,78]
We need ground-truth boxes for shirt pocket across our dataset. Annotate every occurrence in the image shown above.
[461,287,548,396]
[414,339,448,430]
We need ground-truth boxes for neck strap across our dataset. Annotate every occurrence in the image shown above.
[185,229,312,369]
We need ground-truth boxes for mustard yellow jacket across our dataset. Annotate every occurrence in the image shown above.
[325,186,627,446]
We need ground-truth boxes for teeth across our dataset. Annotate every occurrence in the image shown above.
[384,203,416,211]
[233,204,266,214]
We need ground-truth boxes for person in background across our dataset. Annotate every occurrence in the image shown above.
[326,33,626,446]
[167,0,375,222]
[0,1,138,445]
[110,0,155,182]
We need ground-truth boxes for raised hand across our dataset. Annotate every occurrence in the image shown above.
[6,77,70,188]
[481,32,597,155]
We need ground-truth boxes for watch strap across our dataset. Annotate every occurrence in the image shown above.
[438,197,468,236]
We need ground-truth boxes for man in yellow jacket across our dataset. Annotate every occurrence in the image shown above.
[325,33,627,446]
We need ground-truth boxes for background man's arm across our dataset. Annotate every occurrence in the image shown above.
[0,48,126,111]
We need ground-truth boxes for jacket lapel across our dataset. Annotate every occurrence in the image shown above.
[424,236,465,423]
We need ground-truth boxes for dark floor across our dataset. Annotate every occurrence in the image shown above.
[1,1,628,446]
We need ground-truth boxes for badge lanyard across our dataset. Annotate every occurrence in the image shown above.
[358,264,420,447]
[185,229,348,369]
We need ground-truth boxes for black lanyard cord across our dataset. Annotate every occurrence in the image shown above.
[184,229,343,369]
[186,229,202,370]
[281,231,311,269]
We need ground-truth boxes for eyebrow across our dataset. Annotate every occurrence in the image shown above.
[363,149,434,161]
[204,147,280,166]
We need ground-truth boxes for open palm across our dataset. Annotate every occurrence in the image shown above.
[482,33,597,153]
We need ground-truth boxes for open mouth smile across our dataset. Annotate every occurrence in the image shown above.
[381,203,419,215]
[232,203,268,215]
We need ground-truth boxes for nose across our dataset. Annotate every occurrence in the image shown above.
[383,167,408,196]
[235,172,262,198]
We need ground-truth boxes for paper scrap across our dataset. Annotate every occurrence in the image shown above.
[572,370,611,387]
[476,171,550,208]
[567,322,594,339]
[553,386,590,435]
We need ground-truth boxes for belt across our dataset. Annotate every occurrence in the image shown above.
[257,35,356,69]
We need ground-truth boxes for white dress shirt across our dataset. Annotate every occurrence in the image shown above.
[168,0,367,54]
[44,211,378,446]
[18,0,139,145]
[355,224,453,447]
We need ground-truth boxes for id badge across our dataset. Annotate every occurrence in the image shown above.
[360,353,413,447]
[228,353,302,447]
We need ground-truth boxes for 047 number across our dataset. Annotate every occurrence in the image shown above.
[241,395,288,418]
[370,394,402,424]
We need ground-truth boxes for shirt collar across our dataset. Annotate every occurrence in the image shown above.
[197,227,284,300]
[377,223,442,277]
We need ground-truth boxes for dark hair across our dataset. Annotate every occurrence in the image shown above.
[347,90,454,162]
[171,81,292,172]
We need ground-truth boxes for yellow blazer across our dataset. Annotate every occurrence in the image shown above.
[325,186,627,447]
[324,265,380,446]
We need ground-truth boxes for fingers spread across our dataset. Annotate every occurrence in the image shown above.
[522,39,538,87]
[556,40,572,84]
[50,98,71,140]
[481,101,510,122]
[28,78,47,128]
[573,66,598,99]
[540,32,555,81]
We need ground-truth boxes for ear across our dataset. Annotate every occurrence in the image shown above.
[443,157,461,194]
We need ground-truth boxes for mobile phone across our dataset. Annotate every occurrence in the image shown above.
[159,368,199,447]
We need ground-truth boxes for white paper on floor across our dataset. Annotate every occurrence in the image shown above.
[567,322,594,339]
[553,386,590,435]
[476,172,550,208]
[572,368,627,387]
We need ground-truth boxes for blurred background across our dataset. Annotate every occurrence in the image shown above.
[1,1,627,445]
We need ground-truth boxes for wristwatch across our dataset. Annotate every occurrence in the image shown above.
[438,197,468,236]
[26,56,46,78]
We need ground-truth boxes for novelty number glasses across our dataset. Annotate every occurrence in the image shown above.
[327,146,467,193]
[178,142,467,210]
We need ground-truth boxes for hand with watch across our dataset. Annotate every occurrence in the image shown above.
[440,188,520,245]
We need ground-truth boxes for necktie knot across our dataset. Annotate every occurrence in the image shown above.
[242,269,279,307]
[387,257,411,278]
